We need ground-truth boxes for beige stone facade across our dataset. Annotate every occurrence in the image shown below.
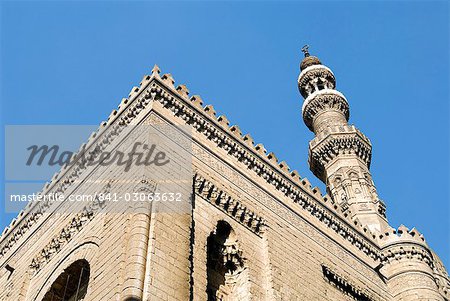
[0,54,449,301]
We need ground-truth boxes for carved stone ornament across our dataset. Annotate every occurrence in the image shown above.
[194,174,266,236]
[29,181,110,275]
[298,65,336,98]
[302,90,350,131]
[322,265,377,301]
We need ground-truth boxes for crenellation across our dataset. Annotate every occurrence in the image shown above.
[151,64,161,77]
[242,133,254,146]
[176,84,189,98]
[0,57,447,301]
[255,143,267,155]
[128,86,140,99]
[203,104,216,117]
[266,152,278,165]
[140,74,152,87]
[300,177,312,189]
[216,114,230,128]
[378,225,427,247]
[290,169,301,180]
[161,73,175,88]
[278,161,290,174]
[190,95,203,108]
[311,186,322,197]
[229,124,242,137]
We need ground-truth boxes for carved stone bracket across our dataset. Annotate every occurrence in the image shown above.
[302,91,350,131]
[194,174,266,236]
[0,200,52,257]
[378,225,436,273]
[297,65,336,98]
[1,67,382,263]
[322,265,377,301]
[380,244,433,267]
[309,127,372,181]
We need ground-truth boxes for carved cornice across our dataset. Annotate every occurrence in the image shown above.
[152,80,385,260]
[1,66,383,263]
[302,90,350,131]
[298,65,335,87]
[310,124,371,150]
[0,201,52,257]
[194,174,266,236]
[380,240,450,300]
[298,65,336,98]
[377,225,450,300]
[322,265,378,301]
[381,244,433,267]
[0,80,156,257]
[309,126,372,181]
[195,172,382,261]
[29,181,110,275]
[378,225,434,271]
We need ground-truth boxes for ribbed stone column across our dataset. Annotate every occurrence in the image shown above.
[121,197,152,301]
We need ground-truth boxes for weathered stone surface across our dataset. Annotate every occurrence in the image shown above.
[0,56,448,301]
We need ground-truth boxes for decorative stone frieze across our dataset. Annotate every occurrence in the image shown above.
[309,126,372,181]
[376,225,446,300]
[378,225,432,267]
[297,65,336,98]
[0,89,156,257]
[0,201,52,257]
[194,168,382,261]
[379,252,442,300]
[381,243,433,266]
[1,64,388,263]
[302,90,350,132]
[194,174,266,236]
[29,181,110,275]
[1,61,447,301]
[322,265,376,301]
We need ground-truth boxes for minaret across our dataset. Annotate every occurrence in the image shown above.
[298,46,388,232]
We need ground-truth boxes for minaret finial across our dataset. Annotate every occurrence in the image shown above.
[301,45,310,57]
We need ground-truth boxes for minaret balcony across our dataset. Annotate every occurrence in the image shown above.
[302,89,350,132]
[308,125,372,181]
[298,65,336,98]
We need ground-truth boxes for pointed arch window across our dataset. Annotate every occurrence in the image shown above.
[41,259,90,301]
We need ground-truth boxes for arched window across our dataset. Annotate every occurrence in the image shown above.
[206,221,249,301]
[42,259,90,301]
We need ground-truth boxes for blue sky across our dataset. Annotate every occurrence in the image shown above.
[1,1,449,268]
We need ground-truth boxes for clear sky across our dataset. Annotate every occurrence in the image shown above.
[1,1,449,268]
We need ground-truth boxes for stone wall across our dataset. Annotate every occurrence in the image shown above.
[1,71,447,301]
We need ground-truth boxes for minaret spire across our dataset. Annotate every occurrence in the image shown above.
[297,49,388,232]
